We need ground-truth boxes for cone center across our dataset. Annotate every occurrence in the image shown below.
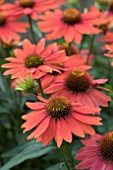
[99,131,113,161]
[20,0,35,8]
[46,96,71,119]
[0,12,6,26]
[63,8,81,25]
[51,63,64,75]
[65,69,91,92]
[59,42,77,56]
[24,54,44,68]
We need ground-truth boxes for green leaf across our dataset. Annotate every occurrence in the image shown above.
[1,140,56,170]
[46,163,67,170]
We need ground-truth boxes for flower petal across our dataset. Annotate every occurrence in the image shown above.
[36,38,45,54]
[42,118,56,146]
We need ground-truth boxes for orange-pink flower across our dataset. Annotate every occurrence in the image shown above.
[43,69,111,108]
[22,96,101,147]
[99,31,113,50]
[38,8,106,44]
[2,38,67,80]
[11,0,66,20]
[100,31,113,44]
[40,54,91,89]
[0,8,28,43]
[75,132,113,170]
[88,5,113,31]
[104,43,113,66]
[0,2,15,11]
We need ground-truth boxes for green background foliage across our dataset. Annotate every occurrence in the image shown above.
[1,0,113,170]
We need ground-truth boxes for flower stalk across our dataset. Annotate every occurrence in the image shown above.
[27,14,37,44]
[60,141,75,170]
[86,35,95,64]
[27,15,45,98]
[60,143,71,170]
[79,35,86,52]
[63,142,75,169]
[67,42,72,56]
[37,79,45,98]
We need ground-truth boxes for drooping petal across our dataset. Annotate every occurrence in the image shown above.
[72,112,102,125]
[55,120,63,147]
[73,105,100,114]
[42,118,56,146]
[59,118,72,143]
[67,116,84,137]
[22,111,46,133]
[64,26,75,43]
[27,116,51,140]
[76,156,99,169]
[76,121,95,135]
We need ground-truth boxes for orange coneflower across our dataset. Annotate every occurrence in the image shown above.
[40,54,91,90]
[75,132,113,170]
[22,96,101,147]
[11,0,66,20]
[0,7,28,43]
[2,38,67,80]
[44,69,111,108]
[105,43,113,66]
[38,8,106,44]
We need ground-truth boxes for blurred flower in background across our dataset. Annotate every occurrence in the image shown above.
[75,131,113,170]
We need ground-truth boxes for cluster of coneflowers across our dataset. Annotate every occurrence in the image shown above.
[1,0,113,169]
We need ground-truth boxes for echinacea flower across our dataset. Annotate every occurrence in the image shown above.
[0,8,28,43]
[38,8,106,44]
[100,31,113,44]
[44,69,111,108]
[11,0,66,20]
[88,5,113,32]
[99,31,113,50]
[22,96,102,147]
[104,43,113,66]
[40,54,91,89]
[2,38,67,80]
[75,131,113,170]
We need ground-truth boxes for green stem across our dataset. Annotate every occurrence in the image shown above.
[64,142,75,169]
[0,40,6,58]
[60,143,71,170]
[67,42,72,56]
[79,35,86,52]
[37,79,45,98]
[27,14,37,44]
[107,57,112,81]
[86,35,95,65]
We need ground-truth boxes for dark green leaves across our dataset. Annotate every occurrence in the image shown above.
[1,140,56,170]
